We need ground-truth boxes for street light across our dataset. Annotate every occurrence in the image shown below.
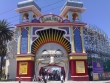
[19,72,22,83]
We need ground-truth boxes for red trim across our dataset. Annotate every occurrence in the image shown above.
[15,22,87,27]
[32,41,70,54]
[42,64,63,68]
[16,78,32,81]
[70,60,89,81]
[63,19,70,23]
[39,14,63,23]
[16,61,34,81]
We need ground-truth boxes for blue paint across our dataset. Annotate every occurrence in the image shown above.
[68,12,72,22]
[29,11,33,22]
[59,27,69,34]
[78,12,82,22]
[21,29,28,53]
[19,13,22,23]
[74,28,82,52]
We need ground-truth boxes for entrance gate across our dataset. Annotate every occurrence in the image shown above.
[39,65,65,81]
[35,43,69,81]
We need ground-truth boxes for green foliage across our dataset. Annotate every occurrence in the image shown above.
[0,19,14,80]
[0,20,13,42]
[2,68,5,75]
[103,60,110,72]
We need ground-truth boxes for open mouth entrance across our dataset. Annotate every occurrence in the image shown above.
[39,66,65,81]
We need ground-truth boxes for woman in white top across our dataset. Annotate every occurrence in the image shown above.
[60,75,64,83]
[47,75,50,82]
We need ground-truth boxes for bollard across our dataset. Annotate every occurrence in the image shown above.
[18,77,22,83]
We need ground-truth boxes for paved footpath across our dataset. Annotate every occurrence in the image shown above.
[0,81,110,83]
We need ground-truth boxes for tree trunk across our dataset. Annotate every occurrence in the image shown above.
[0,56,3,80]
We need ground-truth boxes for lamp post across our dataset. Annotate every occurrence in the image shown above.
[19,72,22,83]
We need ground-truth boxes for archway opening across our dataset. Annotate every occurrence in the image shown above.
[35,43,69,81]
[39,65,65,81]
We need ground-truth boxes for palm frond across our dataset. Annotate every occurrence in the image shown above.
[0,20,14,42]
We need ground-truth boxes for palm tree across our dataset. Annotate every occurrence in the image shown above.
[0,20,13,80]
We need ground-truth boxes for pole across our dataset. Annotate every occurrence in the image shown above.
[19,72,22,83]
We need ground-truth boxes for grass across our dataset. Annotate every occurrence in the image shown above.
[1,78,6,81]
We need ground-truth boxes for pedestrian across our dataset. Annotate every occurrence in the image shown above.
[7,73,10,80]
[33,75,36,81]
[47,75,50,82]
[40,75,43,83]
[60,74,64,83]
[4,74,6,80]
[43,75,47,83]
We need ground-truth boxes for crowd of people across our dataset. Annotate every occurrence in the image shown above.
[33,74,64,83]
[33,69,65,83]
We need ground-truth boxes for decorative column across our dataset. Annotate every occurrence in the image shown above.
[70,26,75,53]
[19,13,22,23]
[28,26,31,53]
[17,28,21,54]
[29,11,33,22]
[80,26,86,53]
[68,12,72,22]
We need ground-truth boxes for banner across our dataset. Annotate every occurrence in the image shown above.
[92,62,104,73]
[19,62,28,75]
[76,61,85,73]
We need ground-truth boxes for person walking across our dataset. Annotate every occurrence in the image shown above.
[33,75,36,81]
[40,75,43,83]
[7,73,10,80]
[47,75,50,82]
[60,75,64,83]
[43,75,47,83]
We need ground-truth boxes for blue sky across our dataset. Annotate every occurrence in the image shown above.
[0,0,110,37]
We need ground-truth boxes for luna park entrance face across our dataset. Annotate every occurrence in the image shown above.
[39,66,65,81]
[35,43,69,81]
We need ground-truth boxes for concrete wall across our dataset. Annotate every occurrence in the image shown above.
[5,58,17,80]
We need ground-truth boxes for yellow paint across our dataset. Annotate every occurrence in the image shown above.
[32,29,71,53]
[16,56,34,61]
[70,26,75,53]
[76,61,85,73]
[28,26,31,53]
[80,26,86,53]
[17,28,21,54]
[40,32,44,41]
[71,75,88,77]
[69,56,87,60]
[19,62,28,75]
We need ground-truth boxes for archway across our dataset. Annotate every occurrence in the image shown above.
[35,43,69,81]
[31,28,71,54]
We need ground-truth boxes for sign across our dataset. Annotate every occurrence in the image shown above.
[93,73,99,80]
[76,61,85,73]
[39,14,63,23]
[19,62,28,75]
[93,62,104,73]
